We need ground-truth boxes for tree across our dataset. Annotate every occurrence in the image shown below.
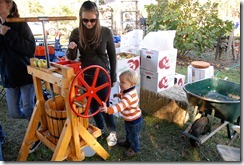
[145,0,234,56]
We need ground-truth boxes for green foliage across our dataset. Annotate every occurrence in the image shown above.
[15,0,82,30]
[145,0,233,56]
[27,0,43,16]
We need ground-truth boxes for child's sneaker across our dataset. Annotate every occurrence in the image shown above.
[106,131,117,146]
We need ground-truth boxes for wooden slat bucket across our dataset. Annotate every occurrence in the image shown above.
[45,95,66,144]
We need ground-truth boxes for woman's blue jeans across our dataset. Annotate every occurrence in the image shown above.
[85,74,116,132]
[5,84,35,121]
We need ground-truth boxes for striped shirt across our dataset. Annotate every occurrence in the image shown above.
[107,87,141,121]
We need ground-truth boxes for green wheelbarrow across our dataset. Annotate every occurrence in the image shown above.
[182,78,240,146]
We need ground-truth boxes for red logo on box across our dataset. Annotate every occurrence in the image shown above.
[158,76,168,89]
[127,59,139,70]
[178,78,183,86]
[159,56,170,69]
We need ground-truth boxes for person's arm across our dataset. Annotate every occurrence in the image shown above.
[100,93,132,115]
[105,28,117,83]
[4,22,36,57]
[66,28,78,60]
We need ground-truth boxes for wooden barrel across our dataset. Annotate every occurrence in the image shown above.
[45,95,66,144]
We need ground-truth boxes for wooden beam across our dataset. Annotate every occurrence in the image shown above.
[6,16,77,22]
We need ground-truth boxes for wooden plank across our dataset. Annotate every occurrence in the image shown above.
[78,123,109,160]
[28,66,63,87]
[6,16,77,22]
[36,131,56,152]
[62,71,84,161]
[32,76,48,131]
[88,124,102,138]
[216,144,240,161]
[17,101,42,161]
[52,119,75,161]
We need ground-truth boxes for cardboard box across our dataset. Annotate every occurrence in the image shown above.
[115,47,121,54]
[174,73,186,86]
[116,52,140,81]
[187,65,214,83]
[140,68,175,93]
[140,48,177,72]
[120,29,143,51]
[123,48,140,55]
[116,48,140,55]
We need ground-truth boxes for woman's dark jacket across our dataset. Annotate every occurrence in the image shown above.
[66,26,117,83]
[0,15,36,88]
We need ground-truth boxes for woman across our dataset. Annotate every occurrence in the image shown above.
[0,0,36,120]
[66,0,116,134]
[0,0,40,154]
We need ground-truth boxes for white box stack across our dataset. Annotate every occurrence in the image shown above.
[140,49,177,93]
[187,65,214,83]
[140,30,177,93]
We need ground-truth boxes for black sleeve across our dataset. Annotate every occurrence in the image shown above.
[105,28,117,83]
[4,22,36,58]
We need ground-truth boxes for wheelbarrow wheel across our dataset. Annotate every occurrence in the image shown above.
[189,116,210,147]
[68,65,111,118]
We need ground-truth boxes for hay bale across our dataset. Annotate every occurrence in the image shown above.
[140,86,190,127]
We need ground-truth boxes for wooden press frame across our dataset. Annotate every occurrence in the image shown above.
[7,16,110,161]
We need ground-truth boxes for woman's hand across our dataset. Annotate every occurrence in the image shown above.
[0,24,10,35]
[68,42,77,49]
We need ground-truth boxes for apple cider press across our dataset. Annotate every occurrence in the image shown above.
[7,16,111,161]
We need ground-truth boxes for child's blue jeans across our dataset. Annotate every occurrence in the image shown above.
[124,117,143,152]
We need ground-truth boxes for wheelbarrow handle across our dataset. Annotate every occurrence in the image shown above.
[6,16,77,22]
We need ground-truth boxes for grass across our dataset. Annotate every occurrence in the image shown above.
[0,100,240,162]
[0,58,241,162]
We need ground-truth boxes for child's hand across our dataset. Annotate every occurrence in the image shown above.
[99,102,108,113]
[113,93,122,99]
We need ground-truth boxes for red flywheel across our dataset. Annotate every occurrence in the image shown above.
[68,65,111,118]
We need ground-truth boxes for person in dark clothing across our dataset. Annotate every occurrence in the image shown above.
[0,0,40,154]
[0,0,35,121]
[66,0,116,134]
